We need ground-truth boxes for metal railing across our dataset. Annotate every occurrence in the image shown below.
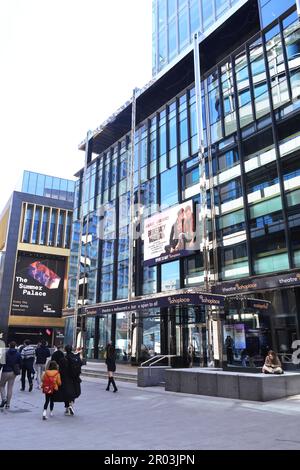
[141,354,177,368]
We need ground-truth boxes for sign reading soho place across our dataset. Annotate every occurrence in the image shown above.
[84,293,225,316]
[212,272,300,295]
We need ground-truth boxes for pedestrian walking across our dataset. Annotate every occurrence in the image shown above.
[105,342,118,392]
[41,360,61,420]
[35,340,51,388]
[0,341,22,409]
[20,340,36,391]
[52,345,82,416]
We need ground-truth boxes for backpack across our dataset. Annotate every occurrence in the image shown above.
[42,372,58,395]
[67,353,82,378]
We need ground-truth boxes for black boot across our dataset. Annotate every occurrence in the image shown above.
[106,377,112,391]
[111,378,118,393]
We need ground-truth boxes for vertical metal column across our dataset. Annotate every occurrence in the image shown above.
[193,33,209,291]
[128,89,138,302]
[296,0,300,18]
[72,130,93,349]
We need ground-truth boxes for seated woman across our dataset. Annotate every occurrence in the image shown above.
[262,350,284,374]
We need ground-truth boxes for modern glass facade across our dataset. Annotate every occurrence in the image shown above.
[67,2,300,368]
[21,171,75,203]
[0,172,74,344]
[152,0,245,75]
[20,202,72,249]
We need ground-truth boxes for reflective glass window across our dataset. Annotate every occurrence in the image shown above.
[28,172,37,194]
[258,0,295,29]
[117,260,129,300]
[202,0,214,30]
[101,265,113,302]
[168,0,177,19]
[168,19,177,61]
[57,211,65,247]
[161,167,178,208]
[161,260,180,291]
[178,7,188,51]
[49,209,57,246]
[23,204,33,243]
[190,0,200,34]
[59,179,68,200]
[44,176,53,198]
[52,177,60,199]
[40,207,50,245]
[22,171,30,192]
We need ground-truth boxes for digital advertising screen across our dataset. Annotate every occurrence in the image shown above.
[143,201,197,266]
[11,253,66,318]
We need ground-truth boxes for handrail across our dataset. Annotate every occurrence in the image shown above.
[141,354,176,367]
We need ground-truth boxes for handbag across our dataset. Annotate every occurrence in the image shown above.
[12,363,21,376]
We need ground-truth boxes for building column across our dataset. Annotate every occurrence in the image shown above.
[72,131,93,349]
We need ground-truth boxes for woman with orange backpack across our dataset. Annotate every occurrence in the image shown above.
[41,361,61,420]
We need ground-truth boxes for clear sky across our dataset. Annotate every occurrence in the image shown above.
[0,0,152,212]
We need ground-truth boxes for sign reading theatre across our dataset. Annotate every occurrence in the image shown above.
[11,254,65,318]
[144,201,197,266]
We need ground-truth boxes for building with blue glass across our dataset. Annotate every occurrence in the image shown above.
[65,0,300,369]
[0,171,74,345]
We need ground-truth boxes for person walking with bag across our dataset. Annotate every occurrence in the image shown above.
[105,342,118,392]
[41,360,61,420]
[0,341,22,409]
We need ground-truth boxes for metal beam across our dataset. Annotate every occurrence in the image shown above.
[128,89,138,302]
[193,32,210,291]
[72,131,93,349]
[296,0,300,18]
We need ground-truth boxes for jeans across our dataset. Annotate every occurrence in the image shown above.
[21,366,33,389]
[0,372,16,405]
[36,364,46,386]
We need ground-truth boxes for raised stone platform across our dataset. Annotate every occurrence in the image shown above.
[165,368,300,401]
[138,366,172,387]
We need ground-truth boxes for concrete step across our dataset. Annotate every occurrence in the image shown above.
[81,369,137,383]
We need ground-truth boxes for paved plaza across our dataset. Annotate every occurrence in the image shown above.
[1,376,300,450]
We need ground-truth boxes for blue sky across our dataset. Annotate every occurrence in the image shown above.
[0,0,152,212]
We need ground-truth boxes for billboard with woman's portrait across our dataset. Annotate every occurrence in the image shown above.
[143,201,197,266]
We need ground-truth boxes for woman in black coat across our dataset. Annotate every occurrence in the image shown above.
[105,342,118,392]
[51,345,82,415]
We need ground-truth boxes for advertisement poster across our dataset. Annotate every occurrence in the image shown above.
[223,324,246,350]
[233,324,246,349]
[144,201,197,266]
[11,253,66,318]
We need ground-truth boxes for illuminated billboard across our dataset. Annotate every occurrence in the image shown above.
[144,201,197,266]
[11,253,66,318]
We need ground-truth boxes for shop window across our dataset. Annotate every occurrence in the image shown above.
[161,260,180,291]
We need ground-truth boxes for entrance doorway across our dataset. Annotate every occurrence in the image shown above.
[187,323,207,367]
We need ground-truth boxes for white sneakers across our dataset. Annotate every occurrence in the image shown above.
[42,410,47,420]
[64,406,75,416]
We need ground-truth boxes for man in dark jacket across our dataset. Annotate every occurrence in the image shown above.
[0,341,22,409]
[35,340,50,388]
[20,340,35,391]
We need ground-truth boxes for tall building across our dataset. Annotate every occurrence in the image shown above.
[152,0,297,75]
[0,171,74,345]
[66,0,300,368]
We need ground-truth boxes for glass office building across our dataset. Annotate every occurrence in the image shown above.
[153,0,248,75]
[21,171,75,202]
[0,171,74,345]
[66,0,300,368]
